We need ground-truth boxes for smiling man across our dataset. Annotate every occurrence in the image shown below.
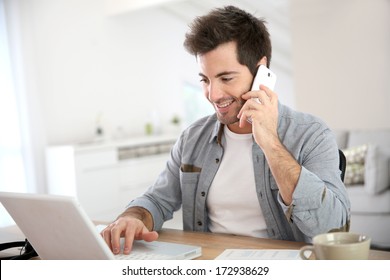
[101,6,350,255]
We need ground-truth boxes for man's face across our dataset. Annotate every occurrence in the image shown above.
[198,41,253,131]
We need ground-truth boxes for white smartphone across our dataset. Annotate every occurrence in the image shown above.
[246,65,277,123]
[250,64,277,92]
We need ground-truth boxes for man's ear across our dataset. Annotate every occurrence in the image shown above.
[257,56,268,67]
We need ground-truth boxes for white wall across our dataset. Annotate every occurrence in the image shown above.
[11,0,200,145]
[291,0,390,130]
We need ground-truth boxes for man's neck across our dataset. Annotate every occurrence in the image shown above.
[227,122,252,134]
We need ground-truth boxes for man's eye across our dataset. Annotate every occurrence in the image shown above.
[221,77,233,82]
[199,78,208,83]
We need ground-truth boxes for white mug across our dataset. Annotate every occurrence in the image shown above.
[300,232,371,260]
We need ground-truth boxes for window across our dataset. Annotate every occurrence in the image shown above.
[182,82,214,127]
[0,0,28,227]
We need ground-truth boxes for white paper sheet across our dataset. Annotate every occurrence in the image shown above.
[215,249,303,260]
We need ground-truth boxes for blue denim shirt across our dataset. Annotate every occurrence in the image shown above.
[129,103,351,242]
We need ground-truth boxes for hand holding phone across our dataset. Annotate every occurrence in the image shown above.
[246,65,277,123]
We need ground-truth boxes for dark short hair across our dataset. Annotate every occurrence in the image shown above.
[184,5,272,76]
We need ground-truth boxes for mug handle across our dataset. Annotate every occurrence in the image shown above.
[299,245,314,260]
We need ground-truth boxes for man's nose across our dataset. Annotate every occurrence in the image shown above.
[207,83,224,102]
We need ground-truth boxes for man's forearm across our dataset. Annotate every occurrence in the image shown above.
[263,140,301,205]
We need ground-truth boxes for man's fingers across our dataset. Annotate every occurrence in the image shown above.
[142,230,159,242]
[122,226,136,255]
[110,222,127,254]
[122,220,157,254]
[100,227,113,252]
[242,85,276,104]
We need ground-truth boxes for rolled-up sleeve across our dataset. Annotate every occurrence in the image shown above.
[278,157,350,237]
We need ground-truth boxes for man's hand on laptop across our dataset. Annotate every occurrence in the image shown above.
[100,207,158,255]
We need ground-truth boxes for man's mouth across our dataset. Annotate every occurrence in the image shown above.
[215,99,234,108]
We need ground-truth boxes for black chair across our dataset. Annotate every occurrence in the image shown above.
[338,149,350,232]
[338,149,346,182]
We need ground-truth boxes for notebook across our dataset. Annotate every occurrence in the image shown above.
[0,192,201,260]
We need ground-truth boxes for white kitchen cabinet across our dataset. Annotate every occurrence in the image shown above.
[45,135,182,228]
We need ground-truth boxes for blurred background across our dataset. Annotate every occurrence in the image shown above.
[0,0,389,226]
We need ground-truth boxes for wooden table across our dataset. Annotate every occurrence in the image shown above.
[156,228,390,260]
[1,225,389,260]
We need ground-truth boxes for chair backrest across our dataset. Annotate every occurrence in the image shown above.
[338,149,350,232]
[338,149,346,182]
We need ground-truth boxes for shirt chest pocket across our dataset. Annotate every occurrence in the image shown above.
[180,164,201,194]
[180,170,201,201]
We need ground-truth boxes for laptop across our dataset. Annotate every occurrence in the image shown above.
[0,192,201,260]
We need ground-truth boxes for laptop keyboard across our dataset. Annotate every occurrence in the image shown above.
[115,252,172,260]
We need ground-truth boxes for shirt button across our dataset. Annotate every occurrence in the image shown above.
[201,191,206,197]
[197,221,203,226]
[215,158,220,164]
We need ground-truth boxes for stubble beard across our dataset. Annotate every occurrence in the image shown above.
[215,98,245,125]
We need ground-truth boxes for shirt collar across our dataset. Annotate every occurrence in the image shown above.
[209,116,224,146]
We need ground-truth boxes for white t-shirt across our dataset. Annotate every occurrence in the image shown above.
[207,126,268,238]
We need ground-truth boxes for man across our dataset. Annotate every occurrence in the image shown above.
[101,6,350,255]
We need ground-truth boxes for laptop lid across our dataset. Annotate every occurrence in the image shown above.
[0,192,201,260]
